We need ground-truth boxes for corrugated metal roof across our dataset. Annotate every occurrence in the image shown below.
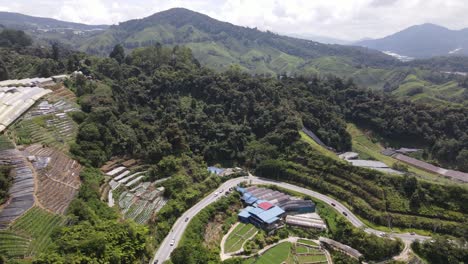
[238,209,251,218]
[252,206,285,223]
[258,202,273,210]
[348,159,389,168]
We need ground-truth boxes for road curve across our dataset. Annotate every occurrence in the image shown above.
[151,175,430,263]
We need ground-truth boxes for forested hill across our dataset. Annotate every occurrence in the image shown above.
[356,23,468,58]
[0,12,108,31]
[69,45,467,173]
[79,8,397,69]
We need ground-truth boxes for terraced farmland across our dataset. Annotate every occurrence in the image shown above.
[117,180,167,224]
[11,113,78,152]
[0,230,30,259]
[224,223,258,253]
[0,207,65,259]
[24,144,81,214]
[347,123,457,184]
[11,207,66,255]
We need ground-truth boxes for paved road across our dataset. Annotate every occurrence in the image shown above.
[151,175,430,263]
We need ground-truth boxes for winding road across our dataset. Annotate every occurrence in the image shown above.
[151,174,430,263]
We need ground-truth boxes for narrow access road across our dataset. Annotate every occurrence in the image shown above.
[151,175,430,263]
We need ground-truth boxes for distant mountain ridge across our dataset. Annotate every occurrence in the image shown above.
[356,23,468,58]
[78,8,396,74]
[0,11,109,30]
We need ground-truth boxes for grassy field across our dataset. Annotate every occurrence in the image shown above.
[224,223,258,253]
[347,123,459,185]
[299,131,340,161]
[243,242,293,264]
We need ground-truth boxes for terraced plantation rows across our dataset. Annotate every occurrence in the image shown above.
[11,207,65,255]
[0,207,65,259]
[0,230,30,259]
[12,114,77,152]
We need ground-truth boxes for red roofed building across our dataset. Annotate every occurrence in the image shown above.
[258,201,273,210]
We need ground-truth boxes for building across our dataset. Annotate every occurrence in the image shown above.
[238,202,285,230]
[277,199,316,214]
[237,186,318,230]
[347,159,403,175]
[285,214,327,230]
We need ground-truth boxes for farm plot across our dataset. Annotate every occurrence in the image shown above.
[243,242,293,264]
[0,147,35,229]
[224,223,258,253]
[9,95,79,152]
[10,206,65,257]
[295,244,327,264]
[242,240,328,264]
[0,135,15,150]
[23,144,81,214]
[0,230,30,259]
[117,180,167,224]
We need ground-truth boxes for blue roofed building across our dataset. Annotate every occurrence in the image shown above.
[236,185,318,230]
[238,203,285,230]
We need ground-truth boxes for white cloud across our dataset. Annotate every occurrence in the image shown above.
[2,0,468,40]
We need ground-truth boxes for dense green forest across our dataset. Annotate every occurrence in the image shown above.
[0,165,12,204]
[68,44,467,172]
[64,44,467,239]
[412,236,468,264]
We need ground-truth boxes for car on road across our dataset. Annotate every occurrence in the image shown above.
[185,217,189,222]
[379,232,387,237]
[214,192,218,197]
[331,203,336,206]
[153,260,158,264]
[170,239,175,246]
[410,232,415,235]
[342,211,347,216]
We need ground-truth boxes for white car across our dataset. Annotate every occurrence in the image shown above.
[214,192,218,197]
[170,239,175,246]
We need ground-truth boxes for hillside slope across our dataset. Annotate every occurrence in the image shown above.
[79,8,397,74]
[356,23,468,58]
[0,11,108,30]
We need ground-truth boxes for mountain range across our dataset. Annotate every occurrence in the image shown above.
[1,8,467,105]
[356,23,468,58]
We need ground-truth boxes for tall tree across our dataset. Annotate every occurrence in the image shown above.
[109,44,125,64]
[51,42,60,61]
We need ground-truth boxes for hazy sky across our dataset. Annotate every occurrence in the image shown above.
[0,0,467,40]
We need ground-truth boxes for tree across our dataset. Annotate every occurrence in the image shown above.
[51,42,60,61]
[0,59,8,81]
[0,29,32,48]
[109,44,125,64]
[456,149,468,171]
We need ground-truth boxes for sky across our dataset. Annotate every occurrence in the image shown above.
[0,0,467,41]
